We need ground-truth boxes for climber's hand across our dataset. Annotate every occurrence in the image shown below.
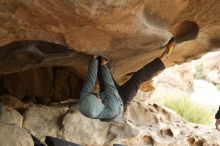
[101,57,110,65]
[160,37,176,61]
[215,119,220,131]
[164,37,176,57]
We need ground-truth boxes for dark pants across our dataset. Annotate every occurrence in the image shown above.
[31,135,82,146]
[216,106,220,119]
[98,58,165,107]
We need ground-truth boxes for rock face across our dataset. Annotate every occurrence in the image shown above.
[0,65,84,103]
[20,102,220,146]
[0,122,34,146]
[0,94,220,146]
[0,1,220,146]
[62,106,109,146]
[0,0,220,76]
[0,0,219,101]
[23,105,68,139]
[0,104,23,127]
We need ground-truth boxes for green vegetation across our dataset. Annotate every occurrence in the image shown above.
[163,96,215,125]
[194,63,205,80]
[216,84,220,91]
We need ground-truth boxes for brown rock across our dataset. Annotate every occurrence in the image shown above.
[1,73,25,99]
[0,65,84,103]
[0,94,25,110]
[1,67,53,103]
[0,0,219,85]
[53,67,71,100]
[0,94,33,112]
[53,67,83,101]
[0,1,219,145]
[0,1,219,144]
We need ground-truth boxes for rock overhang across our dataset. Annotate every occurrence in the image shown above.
[0,0,219,101]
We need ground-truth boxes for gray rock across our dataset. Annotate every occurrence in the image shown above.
[0,105,23,127]
[62,109,109,146]
[19,102,220,146]
[0,122,34,146]
[23,105,68,140]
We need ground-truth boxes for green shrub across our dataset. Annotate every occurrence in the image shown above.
[162,96,215,125]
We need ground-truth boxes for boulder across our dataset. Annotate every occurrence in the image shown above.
[0,0,219,82]
[23,105,68,140]
[21,102,220,146]
[0,122,34,146]
[0,0,219,102]
[0,104,23,127]
[62,106,109,146]
[0,1,220,145]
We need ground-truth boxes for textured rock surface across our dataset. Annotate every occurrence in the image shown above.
[0,1,220,146]
[0,95,220,146]
[66,102,220,146]
[0,0,219,101]
[0,122,34,146]
[0,94,27,110]
[20,102,220,146]
[62,106,109,146]
[0,66,83,102]
[53,67,84,101]
[0,105,23,127]
[1,67,53,100]
[23,105,68,139]
[0,0,219,78]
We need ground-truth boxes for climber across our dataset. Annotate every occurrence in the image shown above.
[79,37,176,122]
[79,55,123,122]
[215,107,220,131]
